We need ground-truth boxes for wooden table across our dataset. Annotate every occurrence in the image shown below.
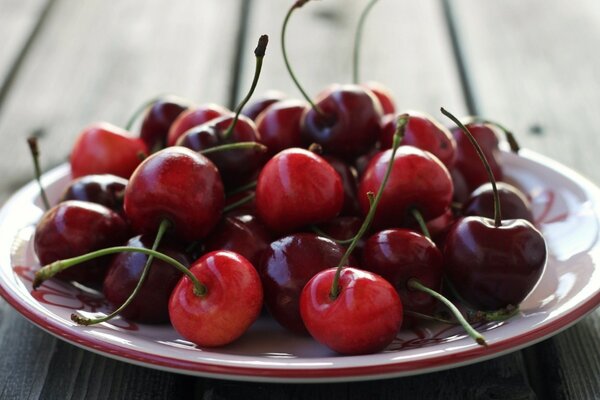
[1,0,599,398]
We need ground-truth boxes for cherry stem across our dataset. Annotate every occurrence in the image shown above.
[352,0,379,84]
[281,0,326,117]
[223,35,269,140]
[71,219,170,326]
[441,107,502,227]
[329,114,409,300]
[26,137,50,211]
[410,208,431,239]
[407,278,487,346]
[310,225,355,245]
[226,180,257,197]
[198,141,267,156]
[404,310,457,325]
[33,246,206,297]
[464,116,520,153]
[223,192,256,213]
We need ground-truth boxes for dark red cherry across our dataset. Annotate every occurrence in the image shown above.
[34,200,128,285]
[450,167,470,204]
[358,146,453,229]
[166,104,230,146]
[463,182,534,222]
[381,112,456,168]
[324,156,361,216]
[315,216,364,258]
[444,217,546,310]
[302,84,382,160]
[202,213,272,267]
[60,174,127,214]
[242,90,287,121]
[256,99,308,157]
[257,233,353,334]
[362,229,443,316]
[176,114,264,188]
[140,96,189,152]
[452,123,503,191]
[124,147,225,242]
[103,235,190,323]
[255,148,344,233]
[362,81,395,115]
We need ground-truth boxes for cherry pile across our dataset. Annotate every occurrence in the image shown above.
[29,0,547,355]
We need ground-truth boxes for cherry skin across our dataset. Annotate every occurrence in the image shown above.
[381,112,456,168]
[452,122,503,191]
[463,182,534,222]
[444,216,546,310]
[176,114,264,188]
[362,229,443,316]
[362,81,395,115]
[255,148,344,233]
[358,146,453,229]
[300,267,403,355]
[302,84,382,160]
[70,122,148,179]
[202,213,272,267]
[103,235,190,323]
[166,103,230,146]
[34,200,128,285]
[450,167,470,204]
[124,147,225,242]
[257,233,352,335]
[140,95,189,152]
[60,174,128,215]
[255,99,308,158]
[323,155,361,216]
[241,90,287,121]
[315,216,364,259]
[169,250,263,347]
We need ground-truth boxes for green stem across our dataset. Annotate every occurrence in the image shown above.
[71,219,171,325]
[223,192,256,213]
[199,141,267,156]
[311,225,355,245]
[352,0,379,84]
[441,107,502,227]
[226,180,257,197]
[281,0,325,116]
[410,208,431,239]
[407,278,487,346]
[329,114,409,299]
[223,35,268,140]
[26,137,50,211]
[33,246,206,296]
[404,310,457,325]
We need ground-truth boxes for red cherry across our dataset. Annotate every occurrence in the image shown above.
[169,250,263,347]
[362,81,395,115]
[139,96,189,152]
[358,146,453,229]
[241,90,287,121]
[255,148,344,233]
[70,122,148,179]
[34,200,128,285]
[323,156,361,216]
[60,174,127,215]
[255,99,308,157]
[166,104,230,147]
[300,267,402,355]
[124,147,224,242]
[463,182,534,222]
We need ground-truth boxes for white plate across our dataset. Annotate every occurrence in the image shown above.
[1,150,600,383]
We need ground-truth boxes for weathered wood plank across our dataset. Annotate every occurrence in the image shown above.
[449,1,600,399]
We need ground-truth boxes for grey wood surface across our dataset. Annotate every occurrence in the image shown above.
[0,0,598,399]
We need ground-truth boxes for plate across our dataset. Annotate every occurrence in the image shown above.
[1,149,600,383]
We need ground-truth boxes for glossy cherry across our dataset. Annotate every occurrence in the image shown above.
[241,90,286,121]
[70,122,148,179]
[166,103,230,146]
[463,182,534,222]
[255,99,308,157]
[60,174,128,214]
[315,216,364,259]
[257,233,352,334]
[169,250,263,347]
[124,146,224,242]
[255,148,344,233]
[34,200,128,285]
[103,235,190,323]
[362,81,395,115]
[139,95,189,152]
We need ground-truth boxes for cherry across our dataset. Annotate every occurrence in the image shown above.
[202,213,272,267]
[166,103,230,147]
[255,148,344,233]
[463,182,534,222]
[380,112,456,168]
[450,167,470,204]
[255,99,308,157]
[257,233,352,334]
[124,146,224,242]
[362,82,395,115]
[60,174,128,215]
[241,90,286,121]
[442,108,546,311]
[34,200,128,285]
[139,95,189,152]
[70,122,148,179]
[324,155,361,216]
[103,235,190,323]
[169,250,263,347]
